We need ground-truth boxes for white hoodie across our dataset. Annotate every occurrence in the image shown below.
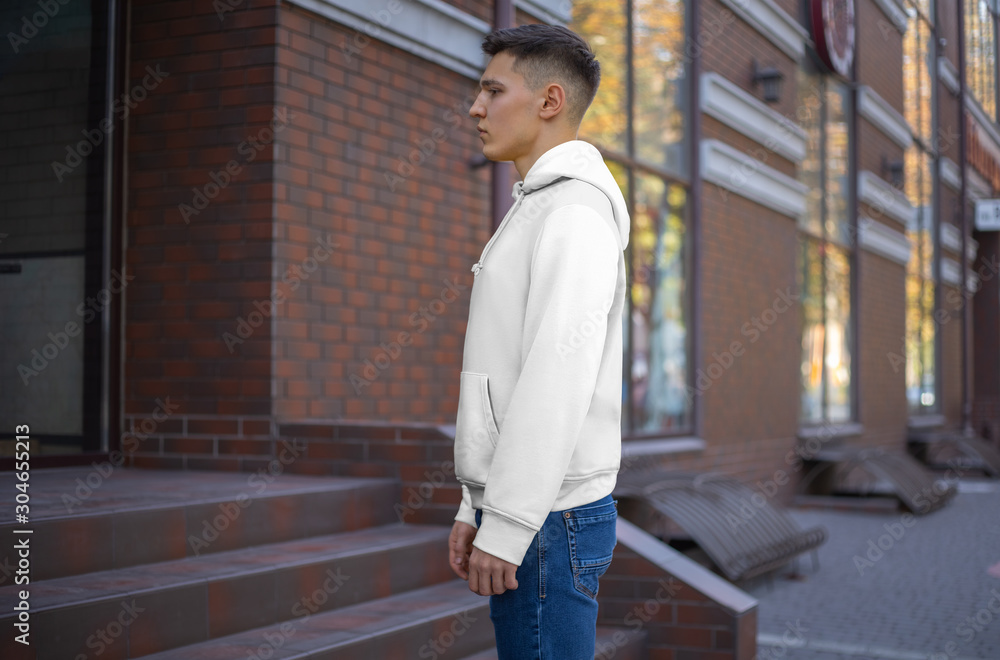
[453,140,630,566]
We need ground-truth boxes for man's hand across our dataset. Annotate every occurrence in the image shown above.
[467,546,518,596]
[449,521,477,580]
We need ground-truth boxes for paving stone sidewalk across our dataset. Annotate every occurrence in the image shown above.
[744,479,1000,660]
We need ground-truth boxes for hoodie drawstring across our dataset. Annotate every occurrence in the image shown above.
[472,186,525,276]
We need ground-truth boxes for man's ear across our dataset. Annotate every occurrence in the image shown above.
[538,83,566,120]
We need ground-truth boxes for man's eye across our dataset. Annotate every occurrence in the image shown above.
[488,88,499,95]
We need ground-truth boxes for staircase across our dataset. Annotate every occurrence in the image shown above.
[0,467,494,659]
[0,467,646,659]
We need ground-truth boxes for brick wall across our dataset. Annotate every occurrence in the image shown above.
[854,0,913,449]
[940,281,966,423]
[856,0,903,114]
[447,0,492,24]
[700,0,799,123]
[124,0,490,471]
[699,185,802,477]
[125,0,282,468]
[271,4,489,422]
[694,0,812,490]
[937,0,960,65]
[857,251,908,448]
[599,519,758,660]
[858,118,904,181]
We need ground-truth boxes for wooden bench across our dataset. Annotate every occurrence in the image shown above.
[801,446,958,514]
[614,469,827,582]
[907,428,1000,478]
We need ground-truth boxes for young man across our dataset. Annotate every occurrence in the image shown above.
[448,24,631,658]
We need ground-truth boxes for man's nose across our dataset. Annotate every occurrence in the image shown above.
[469,95,484,118]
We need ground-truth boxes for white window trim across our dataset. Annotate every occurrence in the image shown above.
[701,72,807,163]
[938,57,960,96]
[515,0,570,24]
[942,156,995,205]
[857,85,913,149]
[858,216,912,266]
[940,222,979,262]
[939,156,961,192]
[966,166,992,200]
[701,139,809,219]
[872,0,908,34]
[857,170,917,226]
[621,437,706,458]
[714,0,810,61]
[942,257,981,291]
[965,93,1000,159]
[289,0,489,79]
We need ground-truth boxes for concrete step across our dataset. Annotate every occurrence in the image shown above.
[0,523,455,659]
[458,625,647,659]
[136,579,493,660]
[0,467,399,582]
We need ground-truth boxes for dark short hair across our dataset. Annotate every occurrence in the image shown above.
[482,24,601,124]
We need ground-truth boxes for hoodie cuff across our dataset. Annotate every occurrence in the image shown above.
[472,510,537,567]
[455,489,478,528]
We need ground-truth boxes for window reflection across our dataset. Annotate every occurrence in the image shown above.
[630,178,688,431]
[904,1,938,413]
[573,0,628,153]
[966,0,996,119]
[797,71,854,425]
[571,0,692,436]
[632,0,687,174]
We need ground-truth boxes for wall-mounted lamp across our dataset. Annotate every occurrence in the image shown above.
[882,155,905,189]
[752,60,783,103]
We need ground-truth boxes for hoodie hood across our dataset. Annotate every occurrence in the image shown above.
[516,140,630,249]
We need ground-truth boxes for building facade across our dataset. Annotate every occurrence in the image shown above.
[2,0,998,509]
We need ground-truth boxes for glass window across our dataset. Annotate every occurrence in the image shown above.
[825,83,851,246]
[573,0,628,153]
[572,0,692,436]
[799,238,853,424]
[0,0,115,451]
[904,10,935,147]
[904,150,937,411]
[632,0,687,174]
[797,69,824,238]
[796,71,854,425]
[965,0,997,119]
[904,0,939,413]
[629,177,689,432]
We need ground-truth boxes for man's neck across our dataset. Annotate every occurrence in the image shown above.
[513,130,579,180]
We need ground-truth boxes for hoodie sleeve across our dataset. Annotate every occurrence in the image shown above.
[471,203,621,566]
[455,484,478,528]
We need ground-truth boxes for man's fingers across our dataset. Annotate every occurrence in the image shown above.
[491,566,507,595]
[504,567,519,591]
[468,564,481,595]
[450,551,469,580]
[448,522,476,581]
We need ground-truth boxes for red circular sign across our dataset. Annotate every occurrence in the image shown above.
[811,0,855,77]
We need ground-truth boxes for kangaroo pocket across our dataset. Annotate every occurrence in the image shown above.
[454,371,500,487]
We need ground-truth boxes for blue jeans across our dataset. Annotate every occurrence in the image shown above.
[474,494,618,659]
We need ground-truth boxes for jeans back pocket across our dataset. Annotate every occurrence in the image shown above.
[562,498,617,599]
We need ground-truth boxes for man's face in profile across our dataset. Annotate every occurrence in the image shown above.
[468,52,543,165]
